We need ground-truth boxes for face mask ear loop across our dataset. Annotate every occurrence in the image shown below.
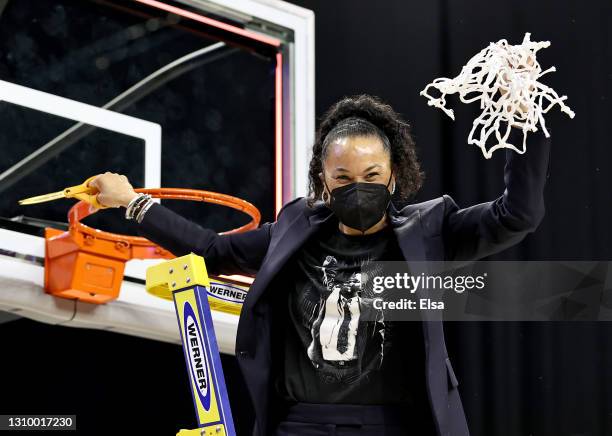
[387,171,395,194]
[322,175,331,204]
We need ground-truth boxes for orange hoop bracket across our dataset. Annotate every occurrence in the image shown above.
[44,188,261,304]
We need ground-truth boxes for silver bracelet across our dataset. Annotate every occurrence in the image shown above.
[125,194,146,220]
[125,194,143,217]
[125,194,151,220]
[135,198,155,224]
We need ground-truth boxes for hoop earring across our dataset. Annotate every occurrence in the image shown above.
[322,190,330,204]
[391,181,396,195]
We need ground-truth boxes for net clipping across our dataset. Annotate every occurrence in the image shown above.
[420,33,575,159]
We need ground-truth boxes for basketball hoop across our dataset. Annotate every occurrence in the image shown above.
[45,188,261,304]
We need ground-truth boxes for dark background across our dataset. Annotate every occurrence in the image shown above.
[1,0,611,435]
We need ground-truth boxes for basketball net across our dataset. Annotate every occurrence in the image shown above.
[420,32,575,159]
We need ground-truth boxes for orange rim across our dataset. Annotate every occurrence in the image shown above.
[68,188,261,250]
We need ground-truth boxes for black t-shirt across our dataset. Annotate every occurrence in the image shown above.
[272,215,429,407]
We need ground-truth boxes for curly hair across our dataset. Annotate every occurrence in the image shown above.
[307,94,424,207]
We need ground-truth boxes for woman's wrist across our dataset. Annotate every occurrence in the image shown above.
[120,191,140,208]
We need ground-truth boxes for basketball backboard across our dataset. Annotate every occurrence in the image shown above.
[0,0,314,351]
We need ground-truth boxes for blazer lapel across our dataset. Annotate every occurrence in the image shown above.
[244,202,333,310]
[388,202,439,322]
[388,201,428,263]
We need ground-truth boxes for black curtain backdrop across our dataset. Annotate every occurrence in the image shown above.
[285,1,612,435]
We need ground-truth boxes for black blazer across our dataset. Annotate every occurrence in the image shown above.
[137,128,551,436]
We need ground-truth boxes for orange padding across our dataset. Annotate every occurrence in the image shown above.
[45,188,261,304]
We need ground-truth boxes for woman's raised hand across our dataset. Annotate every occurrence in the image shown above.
[88,172,139,208]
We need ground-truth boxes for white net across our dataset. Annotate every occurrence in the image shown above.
[420,32,575,159]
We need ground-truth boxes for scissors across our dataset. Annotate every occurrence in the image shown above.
[18,175,108,209]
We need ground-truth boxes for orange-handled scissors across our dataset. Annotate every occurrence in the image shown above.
[18,175,108,209]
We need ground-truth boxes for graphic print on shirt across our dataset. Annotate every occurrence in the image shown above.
[295,254,387,385]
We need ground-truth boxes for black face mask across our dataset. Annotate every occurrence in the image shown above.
[325,174,393,233]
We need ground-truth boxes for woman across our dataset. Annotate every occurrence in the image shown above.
[90,94,551,436]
